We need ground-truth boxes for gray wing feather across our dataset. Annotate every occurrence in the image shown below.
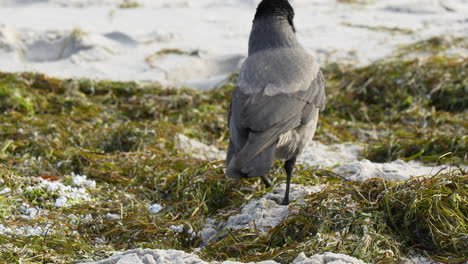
[237,47,320,96]
[226,49,325,178]
[228,113,301,177]
[236,91,305,132]
[314,71,326,111]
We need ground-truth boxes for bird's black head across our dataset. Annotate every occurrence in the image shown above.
[254,0,296,32]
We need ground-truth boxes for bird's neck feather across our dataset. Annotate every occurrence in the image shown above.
[248,17,298,55]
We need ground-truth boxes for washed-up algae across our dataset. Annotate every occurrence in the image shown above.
[199,169,466,264]
[0,37,467,263]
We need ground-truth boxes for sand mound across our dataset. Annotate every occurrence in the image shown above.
[50,0,122,8]
[333,159,457,182]
[176,134,226,160]
[382,0,468,14]
[138,30,177,44]
[18,30,86,62]
[299,142,463,182]
[160,1,190,8]
[224,183,324,233]
[0,0,114,7]
[0,25,19,52]
[236,0,315,7]
[14,29,122,63]
[198,184,324,246]
[294,252,366,264]
[0,0,47,6]
[438,0,468,12]
[80,248,366,264]
[147,51,244,90]
[81,249,208,264]
[104,31,138,47]
[300,142,363,167]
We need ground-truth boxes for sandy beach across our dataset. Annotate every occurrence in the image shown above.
[1,0,467,89]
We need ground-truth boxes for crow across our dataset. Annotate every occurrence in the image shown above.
[226,0,326,205]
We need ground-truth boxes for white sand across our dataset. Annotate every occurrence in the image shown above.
[80,248,366,264]
[299,142,363,167]
[225,183,325,233]
[177,134,226,160]
[300,142,461,182]
[0,0,467,89]
[404,255,444,264]
[332,159,458,181]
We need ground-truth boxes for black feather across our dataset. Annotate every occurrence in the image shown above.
[254,0,296,32]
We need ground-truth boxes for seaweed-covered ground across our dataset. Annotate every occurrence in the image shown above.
[0,37,467,263]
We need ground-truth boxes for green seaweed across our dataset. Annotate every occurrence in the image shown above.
[118,1,141,9]
[145,49,200,66]
[201,170,467,263]
[381,171,468,258]
[0,36,466,263]
[341,22,414,34]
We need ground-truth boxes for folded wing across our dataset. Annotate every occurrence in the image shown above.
[227,55,325,178]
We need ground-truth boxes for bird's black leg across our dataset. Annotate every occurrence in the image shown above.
[261,175,271,188]
[282,157,297,205]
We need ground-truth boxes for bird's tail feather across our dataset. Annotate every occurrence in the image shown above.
[226,131,277,179]
[226,141,276,179]
[227,115,298,179]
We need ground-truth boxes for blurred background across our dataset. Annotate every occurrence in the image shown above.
[0,0,467,89]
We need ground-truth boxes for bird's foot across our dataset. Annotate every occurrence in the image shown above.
[281,198,289,206]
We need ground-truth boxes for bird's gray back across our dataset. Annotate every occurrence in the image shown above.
[237,47,320,97]
[227,58,325,178]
